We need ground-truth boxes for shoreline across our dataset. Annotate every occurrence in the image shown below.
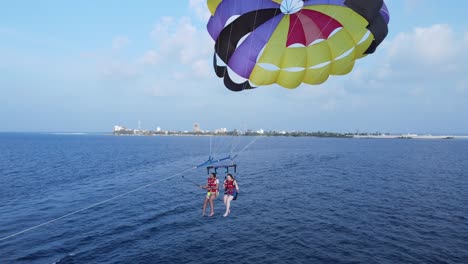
[112,132,468,140]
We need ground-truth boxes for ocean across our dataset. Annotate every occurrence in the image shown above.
[0,133,467,263]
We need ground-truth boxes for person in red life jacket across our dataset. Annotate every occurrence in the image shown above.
[200,173,219,217]
[223,173,239,217]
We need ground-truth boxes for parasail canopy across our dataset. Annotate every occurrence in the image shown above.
[207,0,390,91]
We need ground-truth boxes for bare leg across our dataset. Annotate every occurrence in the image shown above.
[202,196,209,216]
[209,194,216,216]
[223,195,233,217]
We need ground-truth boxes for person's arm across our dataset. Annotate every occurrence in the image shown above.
[200,182,208,189]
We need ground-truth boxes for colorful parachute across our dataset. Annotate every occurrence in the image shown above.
[207,0,390,91]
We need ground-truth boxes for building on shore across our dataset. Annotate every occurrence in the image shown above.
[193,123,201,133]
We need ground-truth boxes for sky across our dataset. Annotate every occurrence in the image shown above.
[0,0,467,134]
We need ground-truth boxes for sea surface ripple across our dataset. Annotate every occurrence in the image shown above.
[0,134,467,263]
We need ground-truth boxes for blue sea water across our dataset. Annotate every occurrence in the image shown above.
[0,133,467,264]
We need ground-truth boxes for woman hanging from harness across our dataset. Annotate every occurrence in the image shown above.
[223,173,239,217]
[200,173,219,217]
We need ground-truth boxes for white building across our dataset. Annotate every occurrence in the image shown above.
[193,123,201,133]
[113,125,125,132]
[214,128,228,134]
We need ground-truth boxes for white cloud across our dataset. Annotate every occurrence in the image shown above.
[348,24,468,95]
[86,11,215,97]
[141,15,214,95]
[92,37,142,81]
[150,16,212,65]
[387,24,460,65]
[191,59,211,78]
[99,60,140,81]
[141,50,160,65]
[112,36,130,51]
[150,16,174,41]
[189,0,211,21]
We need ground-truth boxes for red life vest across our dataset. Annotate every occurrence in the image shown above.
[224,180,236,195]
[207,177,218,193]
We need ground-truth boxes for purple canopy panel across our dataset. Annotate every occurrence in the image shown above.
[227,14,284,79]
[207,0,280,40]
[380,3,390,24]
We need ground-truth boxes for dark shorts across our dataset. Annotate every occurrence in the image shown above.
[225,189,238,200]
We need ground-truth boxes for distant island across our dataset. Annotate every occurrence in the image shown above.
[113,125,352,138]
[112,126,467,139]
